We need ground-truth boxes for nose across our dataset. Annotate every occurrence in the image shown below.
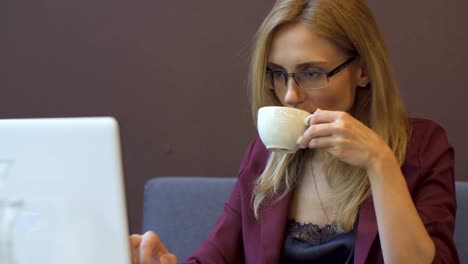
[283,76,305,107]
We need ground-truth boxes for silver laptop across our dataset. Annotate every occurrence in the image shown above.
[0,117,131,264]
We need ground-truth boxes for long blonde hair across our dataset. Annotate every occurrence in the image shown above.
[249,0,410,231]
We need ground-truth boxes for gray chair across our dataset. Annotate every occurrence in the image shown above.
[142,177,236,262]
[142,178,468,263]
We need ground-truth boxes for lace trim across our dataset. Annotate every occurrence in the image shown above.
[285,219,341,245]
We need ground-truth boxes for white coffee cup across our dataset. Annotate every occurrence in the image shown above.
[257,106,313,153]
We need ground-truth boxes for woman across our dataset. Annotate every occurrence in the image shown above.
[130,0,459,263]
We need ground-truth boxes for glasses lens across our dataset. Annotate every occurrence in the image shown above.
[266,71,286,90]
[265,70,329,90]
[297,70,328,89]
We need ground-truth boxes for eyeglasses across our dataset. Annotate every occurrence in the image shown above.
[265,57,356,91]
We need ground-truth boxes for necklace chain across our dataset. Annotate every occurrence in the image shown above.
[311,166,332,224]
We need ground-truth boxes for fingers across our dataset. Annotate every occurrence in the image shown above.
[129,234,142,264]
[139,231,168,264]
[300,109,352,148]
[306,109,349,126]
[160,253,177,264]
[299,123,333,148]
[130,231,176,264]
[307,135,348,149]
[130,234,142,248]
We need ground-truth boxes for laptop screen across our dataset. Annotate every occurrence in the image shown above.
[0,117,131,264]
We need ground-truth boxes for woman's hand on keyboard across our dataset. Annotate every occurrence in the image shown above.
[130,231,177,264]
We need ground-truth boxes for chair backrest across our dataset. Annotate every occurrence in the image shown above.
[142,178,467,263]
[455,181,468,263]
[142,177,236,262]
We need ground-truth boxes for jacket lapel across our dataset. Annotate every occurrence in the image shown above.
[259,191,293,263]
[354,198,378,264]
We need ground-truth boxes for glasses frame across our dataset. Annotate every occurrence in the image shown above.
[266,57,356,90]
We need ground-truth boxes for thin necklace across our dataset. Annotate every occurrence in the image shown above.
[311,165,331,224]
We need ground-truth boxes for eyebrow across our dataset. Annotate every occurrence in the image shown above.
[267,61,328,71]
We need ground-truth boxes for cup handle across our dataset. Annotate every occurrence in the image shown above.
[304,114,314,126]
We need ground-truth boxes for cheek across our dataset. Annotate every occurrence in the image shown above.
[309,88,356,111]
[309,92,341,109]
[274,90,287,105]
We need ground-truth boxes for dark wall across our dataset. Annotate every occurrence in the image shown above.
[2,0,467,234]
[368,0,468,184]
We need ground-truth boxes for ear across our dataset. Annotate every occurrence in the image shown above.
[356,60,370,87]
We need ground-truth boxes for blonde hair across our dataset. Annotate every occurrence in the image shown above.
[249,0,410,231]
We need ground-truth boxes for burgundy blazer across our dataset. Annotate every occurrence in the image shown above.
[185,119,459,264]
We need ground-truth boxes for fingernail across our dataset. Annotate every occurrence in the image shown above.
[304,115,313,126]
[296,136,303,145]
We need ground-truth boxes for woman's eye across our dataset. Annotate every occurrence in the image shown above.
[303,71,324,79]
[271,71,284,79]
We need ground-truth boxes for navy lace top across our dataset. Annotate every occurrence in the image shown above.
[280,220,356,264]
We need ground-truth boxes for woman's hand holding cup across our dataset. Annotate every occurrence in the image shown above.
[257,106,390,170]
